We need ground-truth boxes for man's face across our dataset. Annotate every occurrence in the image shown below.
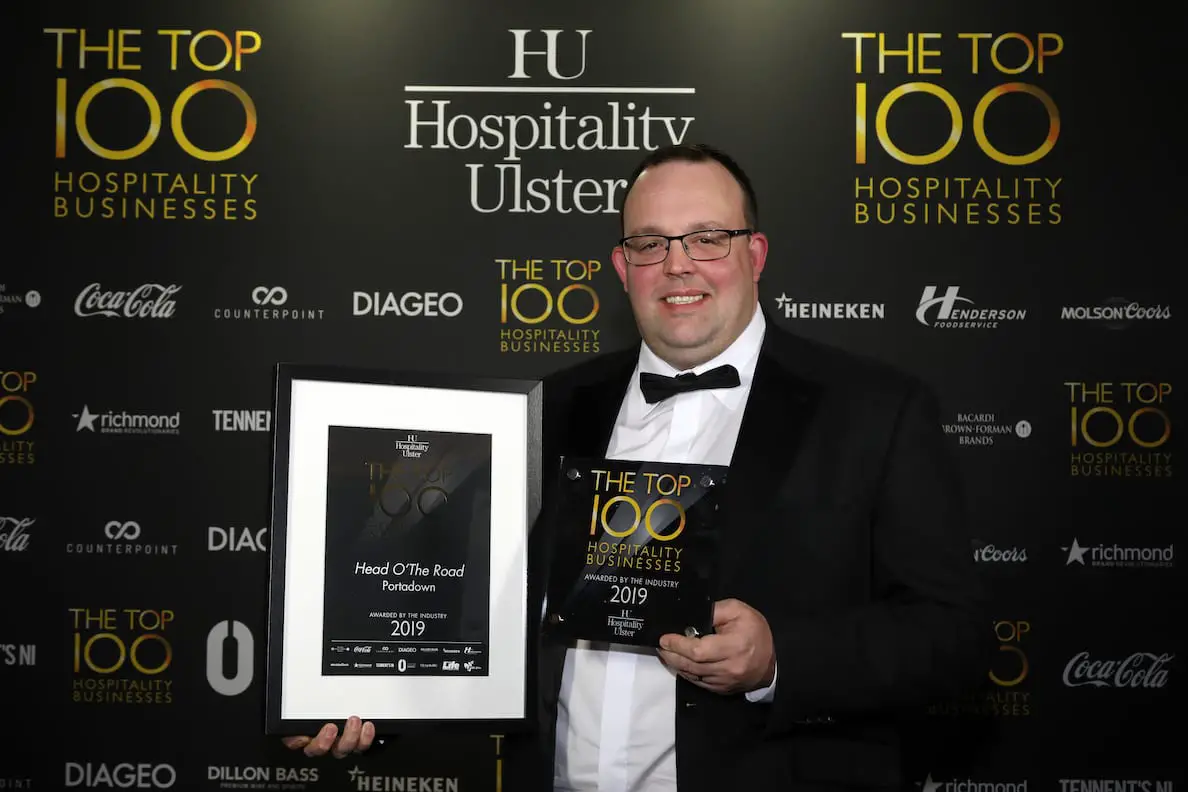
[612,160,768,371]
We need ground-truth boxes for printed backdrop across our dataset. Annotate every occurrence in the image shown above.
[3,1,1183,790]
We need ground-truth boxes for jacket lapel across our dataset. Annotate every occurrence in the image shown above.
[716,331,820,581]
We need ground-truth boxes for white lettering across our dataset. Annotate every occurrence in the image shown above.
[64,762,177,789]
[207,526,267,552]
[211,410,272,432]
[405,100,696,163]
[350,774,460,792]
[74,283,181,319]
[352,291,463,317]
[0,517,34,552]
[973,544,1027,563]
[1,643,36,666]
[1062,651,1174,689]
[507,29,590,81]
[468,163,625,214]
[1060,303,1172,322]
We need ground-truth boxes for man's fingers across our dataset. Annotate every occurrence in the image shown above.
[305,723,338,757]
[657,634,694,657]
[659,632,734,664]
[657,648,730,678]
[282,720,376,759]
[660,654,734,692]
[659,599,772,695]
[358,721,376,751]
[332,717,362,758]
[711,598,746,627]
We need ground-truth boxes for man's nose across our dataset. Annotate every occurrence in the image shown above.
[662,239,695,276]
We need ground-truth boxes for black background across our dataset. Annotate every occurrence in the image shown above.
[2,1,1182,790]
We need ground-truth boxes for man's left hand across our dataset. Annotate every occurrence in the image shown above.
[657,598,776,695]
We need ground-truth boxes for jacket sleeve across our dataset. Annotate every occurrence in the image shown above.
[762,379,993,735]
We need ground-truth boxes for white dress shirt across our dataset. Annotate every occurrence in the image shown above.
[553,304,776,792]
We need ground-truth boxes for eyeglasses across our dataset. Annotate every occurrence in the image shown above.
[619,229,753,266]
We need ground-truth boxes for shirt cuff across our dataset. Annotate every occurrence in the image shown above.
[744,661,777,703]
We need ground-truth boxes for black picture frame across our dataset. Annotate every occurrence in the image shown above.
[264,362,542,736]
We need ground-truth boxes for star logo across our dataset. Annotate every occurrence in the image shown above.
[920,773,943,792]
[347,766,365,784]
[1061,538,1089,565]
[72,405,97,432]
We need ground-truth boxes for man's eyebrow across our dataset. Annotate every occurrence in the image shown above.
[624,221,730,236]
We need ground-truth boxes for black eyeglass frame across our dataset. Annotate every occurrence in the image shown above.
[617,228,754,266]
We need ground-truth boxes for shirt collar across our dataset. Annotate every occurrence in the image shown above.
[631,303,766,413]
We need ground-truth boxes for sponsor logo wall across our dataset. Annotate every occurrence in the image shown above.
[5,2,1180,790]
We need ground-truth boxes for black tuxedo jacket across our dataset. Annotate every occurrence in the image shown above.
[507,319,990,792]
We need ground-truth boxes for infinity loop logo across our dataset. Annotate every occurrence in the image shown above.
[251,286,287,306]
[104,520,141,540]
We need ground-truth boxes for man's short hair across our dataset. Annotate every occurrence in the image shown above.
[619,143,759,234]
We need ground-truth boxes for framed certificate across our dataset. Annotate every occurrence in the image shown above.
[264,363,542,735]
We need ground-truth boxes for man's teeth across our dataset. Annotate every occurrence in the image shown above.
[665,295,704,304]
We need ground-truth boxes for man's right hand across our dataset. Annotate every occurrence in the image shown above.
[281,716,376,758]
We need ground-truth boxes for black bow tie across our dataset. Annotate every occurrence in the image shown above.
[639,364,741,404]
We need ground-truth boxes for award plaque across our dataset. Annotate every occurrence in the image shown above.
[322,425,492,677]
[265,364,541,735]
[542,457,728,647]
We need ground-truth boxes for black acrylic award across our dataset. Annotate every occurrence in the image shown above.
[542,456,727,646]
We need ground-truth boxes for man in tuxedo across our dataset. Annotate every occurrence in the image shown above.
[286,143,989,791]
